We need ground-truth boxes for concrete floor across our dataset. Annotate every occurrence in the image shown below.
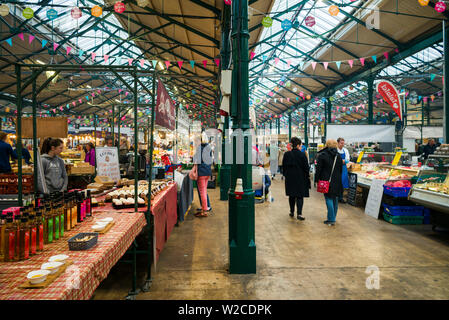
[92,178,449,300]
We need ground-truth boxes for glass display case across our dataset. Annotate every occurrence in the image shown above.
[409,154,449,213]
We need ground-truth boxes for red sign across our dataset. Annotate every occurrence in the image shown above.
[376,80,402,120]
[156,79,176,130]
[305,16,315,27]
[71,7,82,19]
[114,2,126,13]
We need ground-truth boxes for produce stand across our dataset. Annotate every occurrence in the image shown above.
[0,210,146,300]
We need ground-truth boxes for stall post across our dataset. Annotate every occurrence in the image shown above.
[220,115,231,200]
[327,97,332,124]
[94,114,97,147]
[133,71,138,212]
[444,19,449,143]
[112,105,115,146]
[32,72,38,196]
[368,75,374,125]
[0,117,2,130]
[117,107,121,155]
[324,99,328,140]
[421,99,425,143]
[304,106,308,148]
[16,64,23,206]
[276,117,280,135]
[288,113,292,141]
[228,0,256,274]
[427,97,431,126]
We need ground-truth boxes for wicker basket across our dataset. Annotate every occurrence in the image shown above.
[68,233,98,251]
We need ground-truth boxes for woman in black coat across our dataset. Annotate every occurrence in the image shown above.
[282,137,310,220]
[315,139,343,226]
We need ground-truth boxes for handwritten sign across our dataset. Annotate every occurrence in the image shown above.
[391,151,402,166]
[365,178,385,219]
[347,172,358,206]
[95,147,120,182]
[356,151,364,163]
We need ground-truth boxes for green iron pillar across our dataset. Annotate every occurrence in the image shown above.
[112,105,115,146]
[421,99,425,141]
[288,113,292,141]
[117,107,121,154]
[269,121,272,135]
[427,98,431,126]
[276,117,280,135]
[444,20,449,143]
[133,72,138,212]
[327,98,332,124]
[16,64,23,206]
[220,2,231,201]
[229,0,256,274]
[304,106,308,147]
[368,75,374,124]
[324,99,327,140]
[32,72,38,196]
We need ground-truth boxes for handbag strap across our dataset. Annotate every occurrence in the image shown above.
[328,155,338,183]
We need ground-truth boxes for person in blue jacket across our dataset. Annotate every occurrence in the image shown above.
[0,131,17,173]
[14,143,31,165]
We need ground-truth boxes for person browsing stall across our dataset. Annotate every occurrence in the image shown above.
[84,142,96,167]
[0,131,17,173]
[38,137,68,194]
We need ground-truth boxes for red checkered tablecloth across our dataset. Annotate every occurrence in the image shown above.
[0,210,146,300]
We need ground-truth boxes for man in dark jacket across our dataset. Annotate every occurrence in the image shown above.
[423,139,436,159]
[282,137,310,220]
[315,139,343,226]
[0,131,17,173]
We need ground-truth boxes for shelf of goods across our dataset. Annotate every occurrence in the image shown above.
[409,154,449,213]
[61,150,94,175]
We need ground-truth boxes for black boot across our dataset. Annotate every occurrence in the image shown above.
[289,212,294,218]
[297,215,305,221]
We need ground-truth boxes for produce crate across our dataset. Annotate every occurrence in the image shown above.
[423,208,431,225]
[383,212,424,225]
[383,185,411,198]
[382,203,425,216]
[0,174,34,194]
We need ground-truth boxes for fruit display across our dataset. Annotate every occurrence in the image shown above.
[384,180,412,188]
[105,179,173,206]
[414,182,449,195]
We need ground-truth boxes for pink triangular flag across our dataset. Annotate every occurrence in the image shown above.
[374,101,377,106]
[274,57,280,65]
[66,47,72,55]
[79,99,82,104]
[28,35,35,44]
[348,60,353,68]
[214,58,220,67]
[91,52,96,61]
[287,98,290,102]
[104,55,109,63]
[287,60,292,68]
[91,92,95,97]
[140,59,145,68]
[202,60,208,68]
[177,61,183,69]
[128,58,133,66]
[53,43,59,51]
[164,61,171,69]
[383,52,389,60]
[360,58,365,66]
[72,102,76,106]
[18,33,24,41]
[97,89,101,94]
[250,52,256,60]
[323,62,328,70]
[125,91,129,97]
[118,89,122,93]
[311,62,317,70]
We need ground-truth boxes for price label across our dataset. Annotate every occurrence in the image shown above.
[391,151,402,166]
[356,151,364,163]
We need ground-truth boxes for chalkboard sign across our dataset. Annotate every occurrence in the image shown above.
[347,172,357,206]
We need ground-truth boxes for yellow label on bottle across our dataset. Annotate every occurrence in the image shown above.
[356,151,364,164]
[391,151,402,166]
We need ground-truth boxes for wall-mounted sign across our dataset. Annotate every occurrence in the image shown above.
[71,7,82,19]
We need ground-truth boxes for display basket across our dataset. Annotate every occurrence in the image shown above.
[383,212,424,225]
[383,185,411,198]
[382,203,425,216]
[68,233,98,251]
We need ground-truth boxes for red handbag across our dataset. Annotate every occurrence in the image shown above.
[317,155,337,194]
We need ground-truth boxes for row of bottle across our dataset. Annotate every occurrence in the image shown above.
[0,190,92,262]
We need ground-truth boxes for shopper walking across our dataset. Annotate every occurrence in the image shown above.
[315,139,343,226]
[0,131,17,173]
[282,137,310,220]
[337,137,350,203]
[278,142,287,180]
[38,137,68,194]
[84,142,96,167]
[194,136,213,217]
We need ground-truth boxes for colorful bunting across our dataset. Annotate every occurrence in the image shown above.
[91,52,96,61]
[53,43,59,52]
[177,61,183,69]
[202,60,208,68]
[371,55,377,63]
[104,55,109,63]
[164,60,171,69]
[5,38,12,46]
[323,62,329,70]
[311,62,317,70]
[335,61,341,69]
[28,35,35,44]
[214,58,220,67]
[66,46,72,55]
[152,60,158,69]
[140,59,145,68]
[78,49,84,58]
[18,33,24,41]
[360,57,365,66]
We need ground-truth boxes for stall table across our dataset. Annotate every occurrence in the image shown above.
[0,210,146,300]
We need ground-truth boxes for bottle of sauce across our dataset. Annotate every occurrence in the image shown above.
[59,202,64,238]
[86,190,92,217]
[29,213,37,255]
[64,194,71,231]
[44,204,53,244]
[35,209,44,251]
[0,215,6,260]
[2,217,16,262]
[18,216,30,260]
[53,204,60,241]
[14,209,23,261]
[70,193,76,229]
[76,192,84,223]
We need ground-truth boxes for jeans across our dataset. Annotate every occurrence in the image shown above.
[289,196,304,216]
[197,176,210,211]
[324,196,338,222]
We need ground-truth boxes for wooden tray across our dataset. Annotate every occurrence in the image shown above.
[18,260,73,289]
[95,222,115,234]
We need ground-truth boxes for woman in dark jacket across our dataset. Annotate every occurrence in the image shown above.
[315,139,343,226]
[282,137,310,220]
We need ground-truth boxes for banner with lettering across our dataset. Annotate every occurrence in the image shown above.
[376,80,402,120]
[155,79,176,130]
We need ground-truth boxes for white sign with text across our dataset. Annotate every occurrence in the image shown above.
[365,178,385,219]
[95,147,120,182]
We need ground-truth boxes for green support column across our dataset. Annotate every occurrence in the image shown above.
[427,98,431,126]
[94,114,97,177]
[220,115,231,200]
[32,72,38,196]
[304,106,308,148]
[269,121,272,136]
[324,99,327,140]
[276,117,280,135]
[367,76,374,124]
[327,98,332,123]
[117,107,121,155]
[112,105,115,146]
[16,64,23,206]
[288,113,292,141]
[228,0,255,274]
[133,71,138,212]
[421,99,425,143]
[444,20,449,143]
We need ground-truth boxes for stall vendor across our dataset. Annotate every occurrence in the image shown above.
[337,137,350,203]
[84,142,96,167]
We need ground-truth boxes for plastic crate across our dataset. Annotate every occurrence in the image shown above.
[423,208,431,225]
[383,212,424,225]
[68,233,98,251]
[382,203,425,216]
[383,185,411,198]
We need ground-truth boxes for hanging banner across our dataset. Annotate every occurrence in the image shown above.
[376,80,402,120]
[155,79,176,130]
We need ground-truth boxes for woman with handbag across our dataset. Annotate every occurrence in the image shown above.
[282,137,310,220]
[191,135,213,217]
[315,139,343,226]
